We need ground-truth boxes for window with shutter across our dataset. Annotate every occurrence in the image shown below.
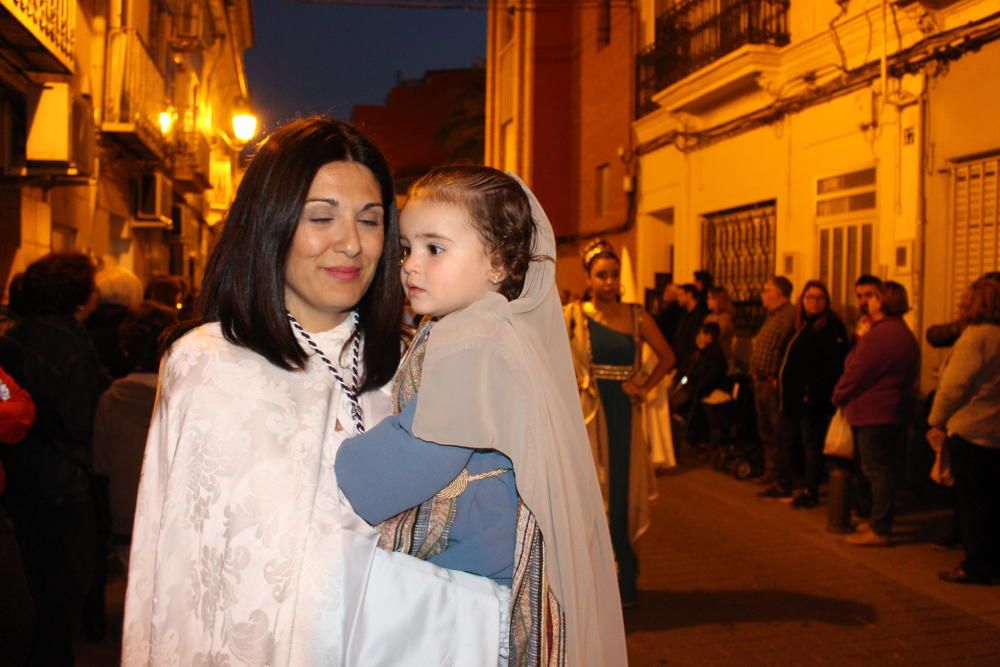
[952,157,999,309]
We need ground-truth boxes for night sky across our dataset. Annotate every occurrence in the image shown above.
[245,0,486,132]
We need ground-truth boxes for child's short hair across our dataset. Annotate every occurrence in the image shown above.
[407,166,535,301]
[699,321,721,342]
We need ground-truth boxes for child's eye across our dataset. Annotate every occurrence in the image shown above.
[428,244,445,256]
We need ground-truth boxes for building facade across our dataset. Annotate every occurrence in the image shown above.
[633,0,1000,386]
[0,0,254,294]
[352,66,485,194]
[485,0,639,298]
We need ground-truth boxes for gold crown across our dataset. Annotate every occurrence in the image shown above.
[582,240,613,268]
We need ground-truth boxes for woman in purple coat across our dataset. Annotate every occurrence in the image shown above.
[833,281,919,546]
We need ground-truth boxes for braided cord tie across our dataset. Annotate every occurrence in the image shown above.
[287,312,365,433]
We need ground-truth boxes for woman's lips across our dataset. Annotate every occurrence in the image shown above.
[324,266,361,280]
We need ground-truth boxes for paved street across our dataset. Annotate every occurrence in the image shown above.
[625,463,1000,666]
[77,460,1000,666]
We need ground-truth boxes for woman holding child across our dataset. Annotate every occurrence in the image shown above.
[123,118,625,666]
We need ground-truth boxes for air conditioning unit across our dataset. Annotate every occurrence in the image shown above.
[171,0,205,50]
[25,82,96,177]
[132,171,174,227]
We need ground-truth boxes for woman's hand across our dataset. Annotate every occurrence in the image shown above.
[621,379,644,399]
[926,427,947,453]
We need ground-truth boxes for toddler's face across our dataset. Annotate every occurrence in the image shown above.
[399,199,501,318]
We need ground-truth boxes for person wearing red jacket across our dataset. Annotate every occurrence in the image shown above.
[0,364,37,666]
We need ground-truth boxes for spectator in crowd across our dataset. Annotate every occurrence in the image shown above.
[92,301,177,568]
[853,274,882,340]
[928,276,1000,584]
[752,276,797,495]
[0,364,36,666]
[0,273,25,337]
[926,271,1000,349]
[0,252,110,665]
[694,269,714,309]
[656,282,684,344]
[144,274,187,313]
[671,321,729,449]
[705,286,735,360]
[672,283,709,370]
[775,281,849,508]
[833,281,919,546]
[86,266,144,379]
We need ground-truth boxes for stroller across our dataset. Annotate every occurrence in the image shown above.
[704,374,764,479]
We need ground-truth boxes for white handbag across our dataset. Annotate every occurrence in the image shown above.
[823,409,854,459]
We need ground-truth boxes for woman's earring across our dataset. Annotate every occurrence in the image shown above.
[489,272,503,285]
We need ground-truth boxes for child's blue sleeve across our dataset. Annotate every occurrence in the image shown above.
[335,398,474,524]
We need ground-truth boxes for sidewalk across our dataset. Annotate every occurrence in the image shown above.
[625,463,1000,666]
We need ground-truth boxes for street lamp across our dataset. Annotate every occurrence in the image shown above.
[159,108,176,136]
[232,109,257,144]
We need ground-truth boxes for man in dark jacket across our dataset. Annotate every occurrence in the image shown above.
[672,284,708,370]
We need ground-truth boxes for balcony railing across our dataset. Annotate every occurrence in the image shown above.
[0,0,75,73]
[102,28,167,160]
[173,130,211,194]
[637,0,789,116]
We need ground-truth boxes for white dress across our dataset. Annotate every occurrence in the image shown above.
[122,320,502,666]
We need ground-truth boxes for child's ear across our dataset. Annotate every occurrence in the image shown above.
[488,264,507,286]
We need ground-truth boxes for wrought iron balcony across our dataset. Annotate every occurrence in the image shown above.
[173,130,211,194]
[102,28,168,160]
[0,0,75,73]
[637,0,789,117]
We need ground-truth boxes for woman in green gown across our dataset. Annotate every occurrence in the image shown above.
[564,240,674,606]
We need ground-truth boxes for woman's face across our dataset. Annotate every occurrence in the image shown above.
[802,287,827,316]
[587,257,621,303]
[284,161,385,332]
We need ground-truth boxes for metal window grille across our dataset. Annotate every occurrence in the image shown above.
[702,200,776,332]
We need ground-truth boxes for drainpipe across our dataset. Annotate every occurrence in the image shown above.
[879,0,889,123]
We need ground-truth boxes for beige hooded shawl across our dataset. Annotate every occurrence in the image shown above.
[410,177,628,666]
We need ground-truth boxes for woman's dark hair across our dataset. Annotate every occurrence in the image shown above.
[407,166,536,301]
[182,116,403,392]
[121,301,179,373]
[796,279,833,330]
[699,321,721,342]
[876,280,910,317]
[21,252,96,318]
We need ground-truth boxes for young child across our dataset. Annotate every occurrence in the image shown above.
[335,166,626,667]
